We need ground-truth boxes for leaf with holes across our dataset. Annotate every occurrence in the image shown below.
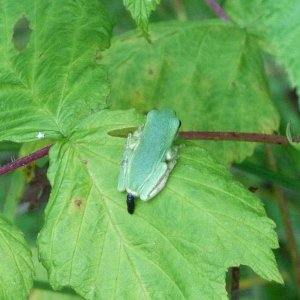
[0,216,34,299]
[37,109,282,299]
[0,0,112,143]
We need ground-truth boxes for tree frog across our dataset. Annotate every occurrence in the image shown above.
[117,108,181,214]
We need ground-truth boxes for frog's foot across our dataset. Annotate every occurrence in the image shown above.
[165,144,183,161]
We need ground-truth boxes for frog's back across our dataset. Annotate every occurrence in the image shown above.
[127,109,180,193]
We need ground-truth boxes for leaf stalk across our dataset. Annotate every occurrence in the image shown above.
[0,145,51,176]
[0,132,299,176]
[179,131,300,144]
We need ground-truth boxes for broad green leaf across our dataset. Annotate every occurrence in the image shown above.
[0,216,34,299]
[100,20,279,165]
[38,109,282,299]
[123,0,160,38]
[225,0,300,99]
[0,0,112,143]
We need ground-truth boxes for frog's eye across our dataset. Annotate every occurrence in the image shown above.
[127,193,135,214]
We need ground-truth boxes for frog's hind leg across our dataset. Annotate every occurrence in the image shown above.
[117,126,144,192]
[166,145,181,161]
[117,135,133,191]
[139,160,177,201]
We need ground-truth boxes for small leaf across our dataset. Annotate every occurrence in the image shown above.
[0,216,34,299]
[123,0,161,38]
[101,21,279,164]
[0,0,112,143]
[38,110,282,299]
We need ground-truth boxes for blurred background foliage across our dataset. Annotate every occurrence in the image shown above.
[1,0,299,299]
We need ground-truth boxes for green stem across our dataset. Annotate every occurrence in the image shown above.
[172,0,187,21]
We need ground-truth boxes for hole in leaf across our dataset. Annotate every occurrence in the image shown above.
[12,15,32,51]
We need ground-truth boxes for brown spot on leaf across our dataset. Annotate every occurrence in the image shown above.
[135,90,141,97]
[83,160,88,165]
[95,52,103,64]
[74,199,84,207]
[148,68,154,75]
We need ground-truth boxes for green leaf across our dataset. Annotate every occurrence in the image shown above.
[225,0,300,98]
[100,21,279,164]
[123,0,161,38]
[223,1,268,39]
[0,216,34,299]
[0,0,112,143]
[38,109,282,299]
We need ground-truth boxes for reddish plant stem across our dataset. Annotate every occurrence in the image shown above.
[231,267,240,300]
[0,132,299,176]
[179,131,300,144]
[0,145,51,176]
[205,0,229,20]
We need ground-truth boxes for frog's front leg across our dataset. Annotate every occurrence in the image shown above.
[165,145,180,161]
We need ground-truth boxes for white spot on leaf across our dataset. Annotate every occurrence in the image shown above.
[36,132,45,139]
